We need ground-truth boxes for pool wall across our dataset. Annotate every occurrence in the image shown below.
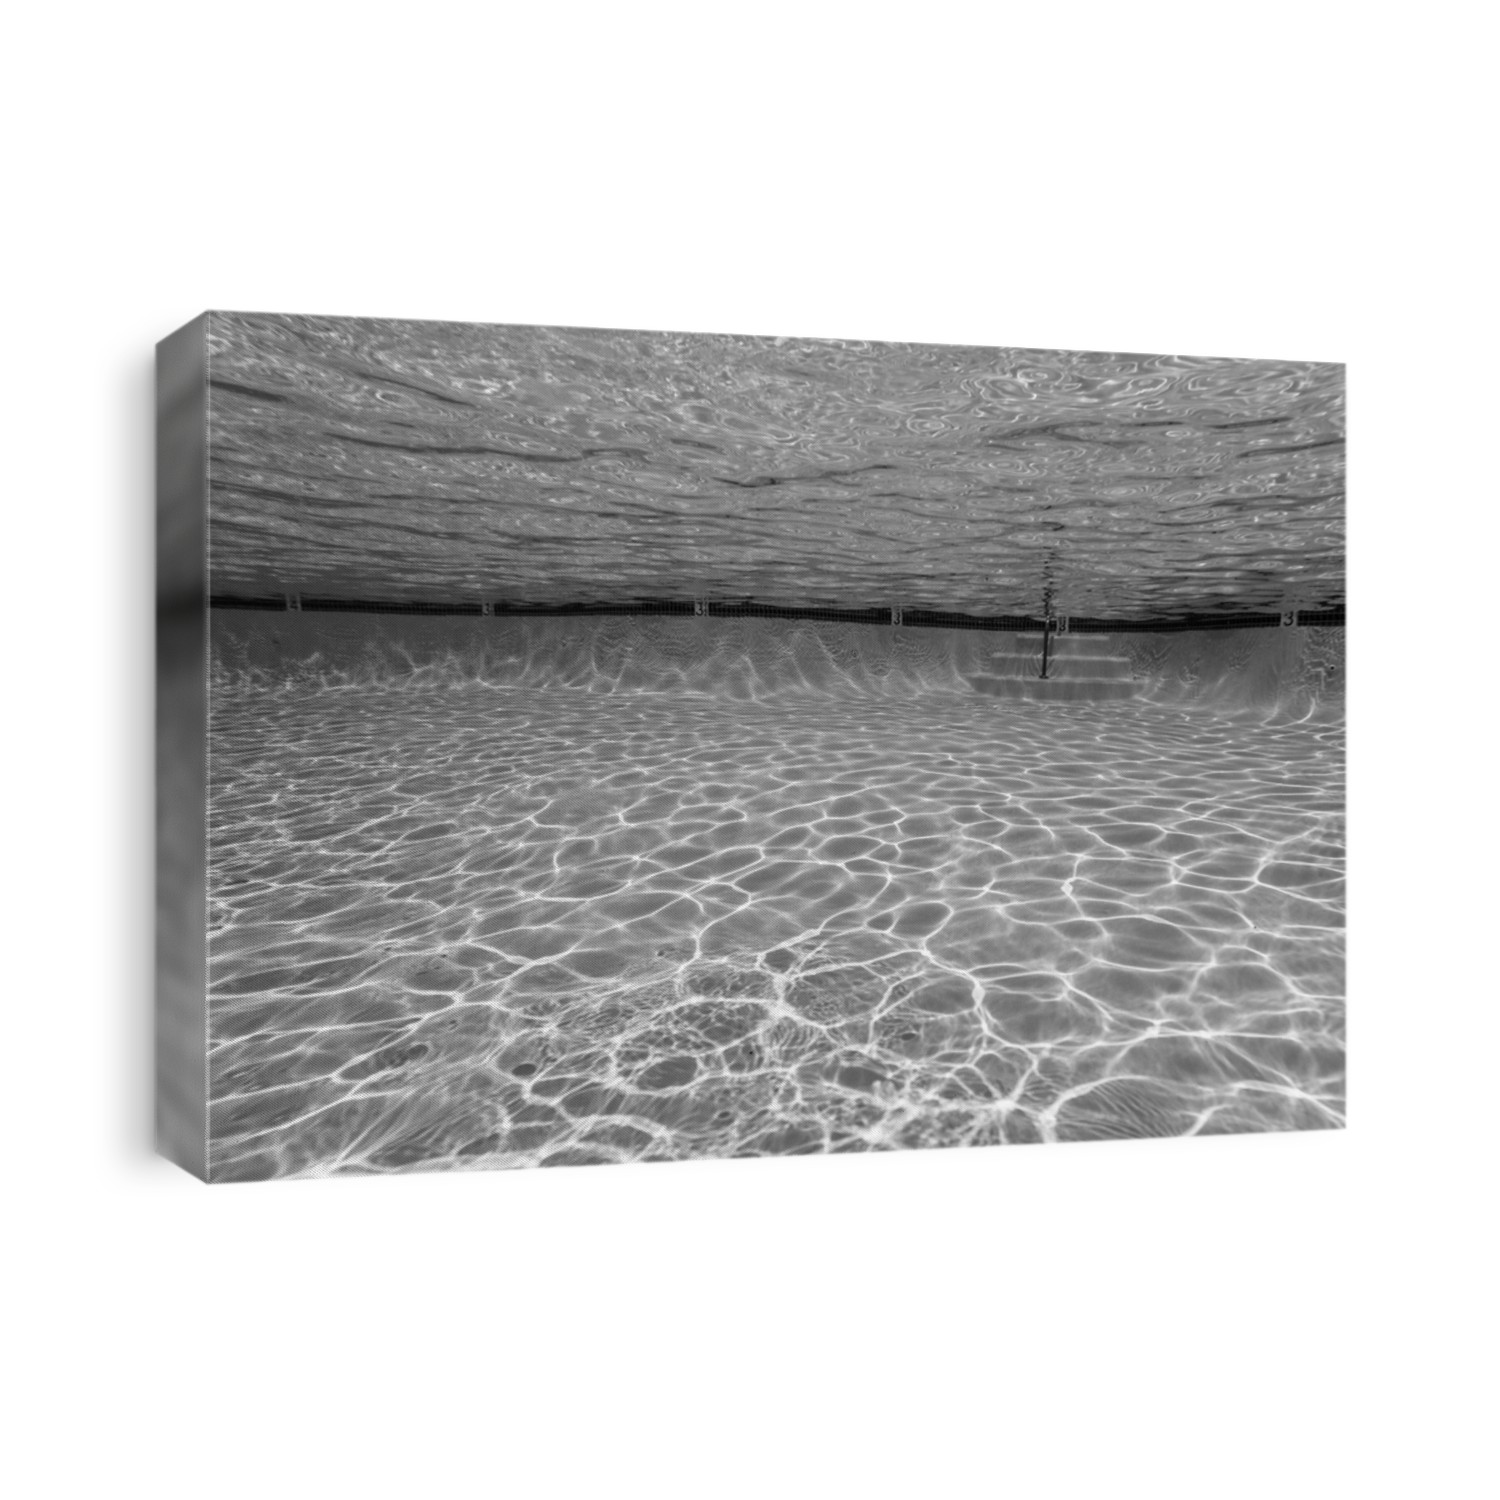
[210,610,1344,719]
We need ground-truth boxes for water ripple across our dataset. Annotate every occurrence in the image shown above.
[205,315,1343,618]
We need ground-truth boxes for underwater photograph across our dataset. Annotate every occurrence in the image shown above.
[194,314,1344,1181]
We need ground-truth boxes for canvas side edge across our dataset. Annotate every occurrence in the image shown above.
[156,315,210,1181]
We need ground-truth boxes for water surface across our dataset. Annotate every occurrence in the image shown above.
[205,314,1343,618]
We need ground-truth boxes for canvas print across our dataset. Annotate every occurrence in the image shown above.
[156,313,1345,1181]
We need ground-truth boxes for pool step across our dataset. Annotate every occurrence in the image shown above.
[977,653,1135,683]
[967,674,1138,702]
[986,632,1128,653]
[968,636,1137,701]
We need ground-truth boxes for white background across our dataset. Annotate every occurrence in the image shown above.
[5,4,1495,1496]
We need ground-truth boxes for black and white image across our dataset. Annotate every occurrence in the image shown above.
[160,313,1345,1181]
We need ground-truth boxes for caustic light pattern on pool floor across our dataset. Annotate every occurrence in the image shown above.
[206,685,1344,1180]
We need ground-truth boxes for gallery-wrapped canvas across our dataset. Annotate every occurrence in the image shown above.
[156,313,1345,1182]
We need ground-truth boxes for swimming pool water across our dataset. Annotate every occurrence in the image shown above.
[206,616,1343,1179]
[205,314,1343,620]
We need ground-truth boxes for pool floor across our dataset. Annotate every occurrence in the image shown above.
[207,683,1345,1180]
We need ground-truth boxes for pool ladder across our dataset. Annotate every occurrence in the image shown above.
[1037,615,1069,679]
